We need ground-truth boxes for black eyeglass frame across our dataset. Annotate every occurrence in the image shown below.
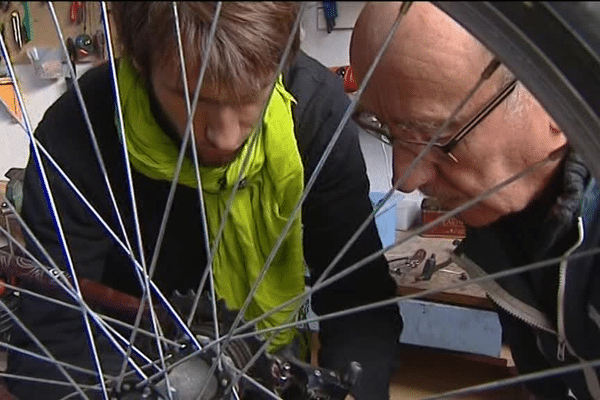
[352,78,518,163]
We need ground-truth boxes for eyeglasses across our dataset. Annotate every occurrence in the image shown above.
[352,78,518,163]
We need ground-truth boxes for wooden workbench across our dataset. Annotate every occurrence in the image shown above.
[386,231,495,311]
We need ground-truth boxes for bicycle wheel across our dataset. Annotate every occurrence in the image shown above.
[0,2,598,400]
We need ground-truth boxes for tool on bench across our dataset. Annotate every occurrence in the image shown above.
[388,248,426,275]
[70,1,83,25]
[92,29,105,60]
[21,1,32,43]
[75,33,93,56]
[65,37,76,88]
[415,252,468,281]
[417,254,437,281]
[438,268,468,280]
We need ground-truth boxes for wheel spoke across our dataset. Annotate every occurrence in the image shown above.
[3,190,200,364]
[45,2,135,258]
[0,373,99,390]
[230,246,600,344]
[98,1,168,389]
[219,3,414,394]
[228,364,283,400]
[422,357,600,400]
[170,3,222,358]
[0,278,178,349]
[229,143,569,335]
[0,9,110,395]
[193,3,308,398]
[98,0,149,292]
[0,298,91,398]
[171,2,225,373]
[0,342,112,380]
[0,223,152,381]
[314,59,504,289]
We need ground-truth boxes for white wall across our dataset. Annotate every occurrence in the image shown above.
[1,6,424,230]
[299,1,365,67]
[0,64,95,178]
[299,1,424,230]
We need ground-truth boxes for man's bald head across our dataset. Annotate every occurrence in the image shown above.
[350,2,493,88]
[348,2,566,228]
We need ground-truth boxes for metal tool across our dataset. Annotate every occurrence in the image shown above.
[10,10,21,50]
[21,1,32,42]
[389,248,426,276]
[417,254,437,281]
[438,268,468,280]
[92,29,105,60]
[415,254,457,282]
[70,1,83,24]
[65,37,76,88]
[75,33,93,56]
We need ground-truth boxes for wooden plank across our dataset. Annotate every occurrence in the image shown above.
[396,285,495,311]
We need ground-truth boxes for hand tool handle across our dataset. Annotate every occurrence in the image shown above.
[10,11,21,50]
[419,254,437,281]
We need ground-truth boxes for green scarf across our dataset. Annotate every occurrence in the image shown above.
[116,58,306,351]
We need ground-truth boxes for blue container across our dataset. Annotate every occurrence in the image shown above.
[369,191,398,248]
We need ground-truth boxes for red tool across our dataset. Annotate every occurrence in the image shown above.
[70,1,83,24]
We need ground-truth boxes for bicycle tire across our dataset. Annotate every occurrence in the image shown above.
[1,2,600,400]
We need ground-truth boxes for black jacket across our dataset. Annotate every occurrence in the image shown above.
[7,52,402,400]
[455,151,600,400]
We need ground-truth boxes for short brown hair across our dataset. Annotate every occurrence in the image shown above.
[111,2,301,96]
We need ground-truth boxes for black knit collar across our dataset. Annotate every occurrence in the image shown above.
[491,147,590,260]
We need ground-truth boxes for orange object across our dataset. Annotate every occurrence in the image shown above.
[0,79,22,123]
[329,65,358,93]
[70,2,84,24]
[0,276,18,298]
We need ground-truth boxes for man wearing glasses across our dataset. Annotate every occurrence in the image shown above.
[351,2,600,400]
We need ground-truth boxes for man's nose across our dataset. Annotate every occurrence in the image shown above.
[391,147,437,193]
[205,106,247,151]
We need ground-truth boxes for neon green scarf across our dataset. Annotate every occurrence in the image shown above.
[116,58,306,351]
